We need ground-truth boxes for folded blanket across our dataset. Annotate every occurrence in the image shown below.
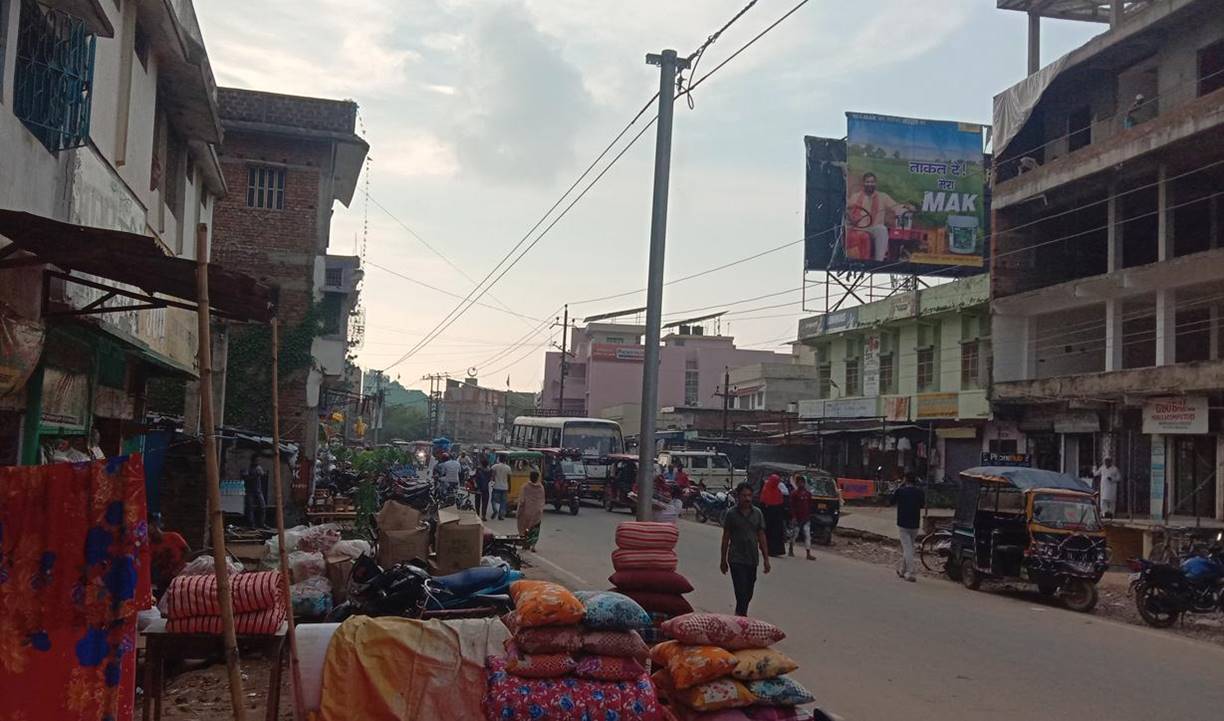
[165,606,286,635]
[615,521,679,551]
[612,548,678,572]
[484,656,665,721]
[163,570,283,619]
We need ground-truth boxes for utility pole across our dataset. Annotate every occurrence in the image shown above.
[552,305,573,416]
[422,372,450,438]
[636,49,689,522]
[714,366,732,438]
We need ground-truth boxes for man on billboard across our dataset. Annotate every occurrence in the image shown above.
[846,171,914,261]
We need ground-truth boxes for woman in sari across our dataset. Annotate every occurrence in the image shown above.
[517,470,547,551]
[760,473,787,557]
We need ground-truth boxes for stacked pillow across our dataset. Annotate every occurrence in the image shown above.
[651,613,814,720]
[609,522,695,636]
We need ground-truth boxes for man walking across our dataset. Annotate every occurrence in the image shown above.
[893,471,924,582]
[1095,456,1121,519]
[490,456,512,521]
[789,474,814,560]
[243,453,268,528]
[474,456,492,520]
[721,483,771,616]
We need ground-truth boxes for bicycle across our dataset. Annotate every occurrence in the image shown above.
[1149,526,1211,565]
[918,524,954,574]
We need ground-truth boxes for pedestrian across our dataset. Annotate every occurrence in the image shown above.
[893,471,925,582]
[760,473,787,557]
[436,452,462,492]
[517,470,546,552]
[789,474,815,560]
[490,456,512,520]
[721,482,771,616]
[674,462,691,489]
[243,453,268,528]
[1095,456,1121,519]
[148,513,189,596]
[474,456,492,520]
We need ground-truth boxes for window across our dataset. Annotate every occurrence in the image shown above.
[1199,40,1224,97]
[961,339,981,389]
[605,336,625,345]
[247,166,286,209]
[916,346,936,391]
[988,438,1018,454]
[13,0,96,153]
[325,267,344,287]
[687,456,709,470]
[1067,106,1091,152]
[879,352,896,395]
[684,370,699,406]
[817,364,832,399]
[320,293,343,336]
[844,358,861,397]
[755,391,765,409]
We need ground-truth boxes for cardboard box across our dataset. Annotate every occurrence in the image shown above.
[433,509,483,575]
[377,526,431,568]
[376,500,423,531]
[325,554,355,603]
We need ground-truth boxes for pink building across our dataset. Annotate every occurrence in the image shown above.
[541,321,791,418]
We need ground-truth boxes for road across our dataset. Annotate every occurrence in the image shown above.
[487,507,1224,721]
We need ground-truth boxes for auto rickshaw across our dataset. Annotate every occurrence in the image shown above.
[540,448,584,515]
[495,449,543,513]
[949,466,1109,613]
[603,454,640,513]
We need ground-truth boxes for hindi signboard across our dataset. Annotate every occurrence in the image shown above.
[1142,396,1208,435]
[838,113,987,275]
[863,333,881,398]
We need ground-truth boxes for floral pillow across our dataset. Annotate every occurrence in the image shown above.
[664,644,738,690]
[581,630,650,660]
[503,641,577,679]
[661,613,785,650]
[674,677,757,712]
[746,676,815,706]
[484,656,664,721]
[575,654,646,682]
[729,648,799,681]
[514,625,584,654]
[575,590,652,630]
[509,580,586,628]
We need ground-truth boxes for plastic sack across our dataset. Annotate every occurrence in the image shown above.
[264,524,310,560]
[288,550,326,582]
[178,554,244,577]
[297,524,342,553]
[480,555,512,570]
[290,576,333,619]
[328,539,372,561]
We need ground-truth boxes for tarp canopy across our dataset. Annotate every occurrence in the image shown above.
[960,466,1092,492]
[0,210,276,322]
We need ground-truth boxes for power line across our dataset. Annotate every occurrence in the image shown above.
[365,261,544,321]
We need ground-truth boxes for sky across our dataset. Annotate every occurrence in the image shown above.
[195,0,1101,395]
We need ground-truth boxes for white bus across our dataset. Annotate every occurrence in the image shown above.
[510,416,625,477]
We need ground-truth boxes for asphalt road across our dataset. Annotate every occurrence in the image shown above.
[487,506,1224,721]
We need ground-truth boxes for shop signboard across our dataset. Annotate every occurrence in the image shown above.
[980,452,1030,467]
[824,397,877,419]
[40,366,90,431]
[883,396,910,422]
[1142,396,1208,435]
[797,315,825,340]
[590,343,644,363]
[837,113,987,275]
[916,392,959,419]
[888,291,918,320]
[797,399,824,419]
[863,333,881,397]
[824,307,859,335]
[1150,435,1166,520]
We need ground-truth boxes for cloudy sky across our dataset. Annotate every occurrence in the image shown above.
[196,0,1099,393]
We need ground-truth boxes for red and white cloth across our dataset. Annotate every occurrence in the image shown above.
[163,570,283,619]
[165,607,287,635]
[615,521,678,551]
[611,548,678,572]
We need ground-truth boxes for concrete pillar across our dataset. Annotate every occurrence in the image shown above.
[1157,165,1171,261]
[1027,11,1041,75]
[1156,288,1176,366]
[1105,299,1124,371]
[1211,304,1220,361]
[1021,315,1037,379]
[1106,185,1122,272]
[1110,0,1124,28]
[1210,195,1220,250]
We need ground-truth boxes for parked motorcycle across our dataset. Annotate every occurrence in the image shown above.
[693,483,734,525]
[327,555,521,621]
[1130,544,1224,628]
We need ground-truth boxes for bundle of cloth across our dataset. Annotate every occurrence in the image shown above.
[162,570,286,634]
[609,521,694,641]
[484,580,666,721]
[650,612,816,721]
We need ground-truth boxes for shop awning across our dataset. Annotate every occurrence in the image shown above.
[0,211,276,322]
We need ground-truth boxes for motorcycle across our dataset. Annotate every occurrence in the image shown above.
[1129,545,1224,628]
[328,554,521,622]
[693,483,734,525]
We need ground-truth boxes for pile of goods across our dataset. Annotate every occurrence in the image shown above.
[652,613,815,721]
[609,521,694,640]
[162,570,287,634]
[484,580,665,720]
[263,523,372,618]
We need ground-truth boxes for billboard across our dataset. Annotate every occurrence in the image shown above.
[804,114,988,275]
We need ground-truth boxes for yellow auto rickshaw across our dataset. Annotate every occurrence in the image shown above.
[496,449,543,513]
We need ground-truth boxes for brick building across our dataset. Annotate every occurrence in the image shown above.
[211,88,367,486]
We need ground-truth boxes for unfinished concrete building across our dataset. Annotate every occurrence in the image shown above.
[989,0,1224,528]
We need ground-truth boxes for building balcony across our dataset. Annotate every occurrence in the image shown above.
[992,358,1224,402]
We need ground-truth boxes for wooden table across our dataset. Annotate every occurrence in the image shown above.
[141,620,287,721]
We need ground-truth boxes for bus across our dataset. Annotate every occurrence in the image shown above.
[510,417,625,479]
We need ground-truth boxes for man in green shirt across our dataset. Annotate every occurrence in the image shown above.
[721,483,771,616]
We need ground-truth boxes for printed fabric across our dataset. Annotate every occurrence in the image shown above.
[574,590,652,630]
[615,522,679,551]
[673,677,757,712]
[509,580,586,628]
[729,648,799,681]
[512,625,584,654]
[574,654,646,682]
[608,569,694,594]
[503,640,577,679]
[745,676,815,706]
[611,548,678,572]
[483,655,665,721]
[616,589,694,617]
[579,630,649,661]
[0,454,153,721]
[164,607,287,635]
[162,570,283,618]
[661,644,738,690]
[661,613,785,651]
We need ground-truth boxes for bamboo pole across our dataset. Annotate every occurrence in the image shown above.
[270,317,305,719]
[196,223,248,721]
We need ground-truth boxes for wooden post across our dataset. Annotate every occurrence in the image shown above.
[271,317,305,720]
[196,223,248,721]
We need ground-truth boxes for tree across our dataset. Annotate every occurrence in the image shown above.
[382,404,428,441]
